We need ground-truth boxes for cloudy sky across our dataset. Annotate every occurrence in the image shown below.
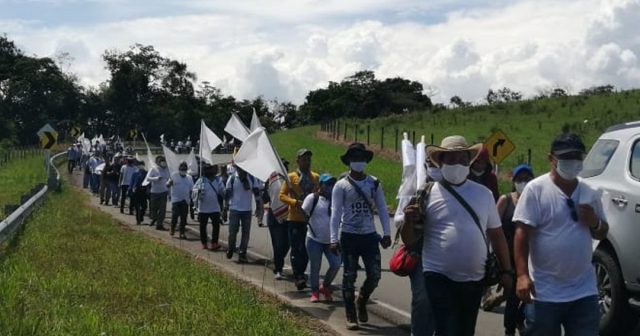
[2,0,639,104]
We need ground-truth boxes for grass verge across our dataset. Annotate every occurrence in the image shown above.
[0,154,47,218]
[0,185,316,336]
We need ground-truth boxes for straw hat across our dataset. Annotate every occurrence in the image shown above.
[426,135,483,167]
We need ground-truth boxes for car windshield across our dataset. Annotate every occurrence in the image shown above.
[581,139,619,178]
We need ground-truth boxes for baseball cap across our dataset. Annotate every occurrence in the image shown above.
[319,173,336,184]
[297,148,312,157]
[512,164,533,180]
[551,132,586,155]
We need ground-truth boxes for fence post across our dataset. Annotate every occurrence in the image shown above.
[395,128,399,152]
[528,149,532,165]
[354,124,358,142]
[412,131,416,145]
[343,123,347,141]
[381,127,385,149]
[367,125,370,146]
[431,133,434,145]
[336,121,340,140]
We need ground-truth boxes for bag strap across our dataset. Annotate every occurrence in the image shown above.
[393,181,435,245]
[346,176,375,215]
[308,193,320,218]
[440,182,490,254]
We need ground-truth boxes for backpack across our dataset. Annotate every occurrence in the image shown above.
[225,174,257,201]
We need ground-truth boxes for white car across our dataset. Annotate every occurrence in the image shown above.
[581,120,640,336]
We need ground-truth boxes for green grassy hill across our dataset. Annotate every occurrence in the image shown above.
[272,89,640,206]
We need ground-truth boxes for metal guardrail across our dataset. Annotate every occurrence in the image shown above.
[0,151,64,243]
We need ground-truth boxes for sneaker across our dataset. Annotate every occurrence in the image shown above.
[238,253,248,263]
[274,272,284,280]
[179,233,187,239]
[356,295,368,323]
[320,284,333,302]
[346,309,359,330]
[295,279,307,291]
[202,243,208,249]
[209,242,221,251]
[310,291,320,303]
[226,249,233,259]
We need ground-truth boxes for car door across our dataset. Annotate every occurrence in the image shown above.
[615,135,640,289]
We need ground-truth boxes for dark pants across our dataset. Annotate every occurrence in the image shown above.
[132,189,147,224]
[423,272,484,336]
[524,295,599,336]
[149,192,168,228]
[171,200,189,234]
[91,173,100,194]
[505,284,525,334]
[120,185,132,213]
[341,232,382,315]
[67,159,76,173]
[228,210,252,254]
[410,259,435,336]
[199,212,221,245]
[288,221,309,281]
[268,211,290,274]
[83,172,91,188]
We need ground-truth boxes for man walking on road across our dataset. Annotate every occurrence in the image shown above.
[329,143,392,330]
[404,135,514,336]
[513,133,609,336]
[280,149,319,290]
[168,162,193,239]
[119,156,137,214]
[130,161,148,225]
[147,155,171,230]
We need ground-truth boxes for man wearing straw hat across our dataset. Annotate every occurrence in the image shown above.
[404,135,514,336]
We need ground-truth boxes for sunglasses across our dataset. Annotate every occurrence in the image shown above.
[566,198,578,222]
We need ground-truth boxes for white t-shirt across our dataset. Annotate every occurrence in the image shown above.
[302,194,332,244]
[170,173,194,203]
[193,176,225,213]
[329,175,391,243]
[422,181,501,282]
[120,165,137,186]
[512,173,606,302]
[226,173,257,212]
[147,167,171,194]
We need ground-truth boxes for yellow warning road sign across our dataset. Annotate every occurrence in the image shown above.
[484,130,515,165]
[37,124,58,149]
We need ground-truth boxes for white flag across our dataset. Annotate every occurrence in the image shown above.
[162,144,180,176]
[199,120,222,164]
[141,132,156,186]
[224,112,250,142]
[416,136,427,190]
[250,108,263,131]
[233,127,287,182]
[98,134,106,145]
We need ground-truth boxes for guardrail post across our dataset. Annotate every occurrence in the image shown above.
[336,121,340,140]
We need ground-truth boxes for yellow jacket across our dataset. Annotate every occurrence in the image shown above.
[279,171,320,222]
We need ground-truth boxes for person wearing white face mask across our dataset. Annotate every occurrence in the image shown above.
[513,133,609,336]
[147,155,171,230]
[487,164,534,335]
[167,162,194,239]
[404,135,514,336]
[329,143,391,330]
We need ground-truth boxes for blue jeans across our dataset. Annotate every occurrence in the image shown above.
[306,237,341,292]
[524,295,599,336]
[91,173,100,193]
[423,272,484,336]
[341,232,381,314]
[83,172,91,189]
[267,211,290,274]
[228,210,252,254]
[410,260,435,336]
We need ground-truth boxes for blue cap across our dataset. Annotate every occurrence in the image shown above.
[319,173,336,184]
[512,164,534,180]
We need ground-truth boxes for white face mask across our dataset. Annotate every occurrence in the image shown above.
[556,160,583,180]
[515,181,528,194]
[427,166,443,182]
[350,161,367,172]
[441,164,469,185]
[159,162,167,168]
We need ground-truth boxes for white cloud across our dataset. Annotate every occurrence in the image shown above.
[1,0,640,105]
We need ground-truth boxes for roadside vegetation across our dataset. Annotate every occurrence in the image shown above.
[0,154,47,218]
[0,185,317,336]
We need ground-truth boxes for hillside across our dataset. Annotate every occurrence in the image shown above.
[272,89,640,205]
